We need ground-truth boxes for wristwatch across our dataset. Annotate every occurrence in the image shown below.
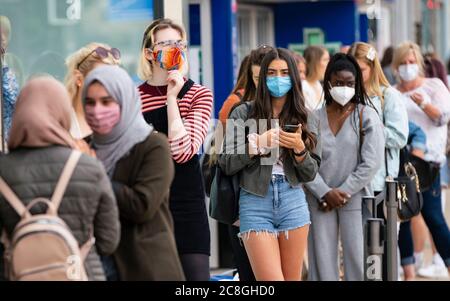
[293,148,308,157]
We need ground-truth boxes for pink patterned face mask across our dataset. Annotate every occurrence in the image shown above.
[85,103,121,135]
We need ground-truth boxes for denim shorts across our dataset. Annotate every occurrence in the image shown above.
[238,174,310,238]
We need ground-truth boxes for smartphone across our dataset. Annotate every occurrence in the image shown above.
[282,124,300,133]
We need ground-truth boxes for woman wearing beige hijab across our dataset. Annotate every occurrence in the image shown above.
[0,76,120,281]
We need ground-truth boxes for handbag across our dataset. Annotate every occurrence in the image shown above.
[395,159,423,221]
[208,102,250,224]
[209,165,240,224]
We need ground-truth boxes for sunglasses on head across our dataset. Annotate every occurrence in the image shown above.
[77,47,121,70]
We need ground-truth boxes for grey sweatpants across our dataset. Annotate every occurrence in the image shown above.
[307,203,364,281]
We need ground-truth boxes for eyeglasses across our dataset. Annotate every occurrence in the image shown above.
[77,47,121,70]
[151,39,187,50]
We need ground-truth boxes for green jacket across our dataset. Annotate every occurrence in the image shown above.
[218,101,321,197]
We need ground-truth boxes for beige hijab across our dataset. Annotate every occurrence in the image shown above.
[8,76,77,150]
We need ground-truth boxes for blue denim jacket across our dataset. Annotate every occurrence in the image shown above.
[371,86,409,192]
[2,66,19,142]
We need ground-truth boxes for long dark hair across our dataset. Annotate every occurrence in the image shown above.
[232,54,250,95]
[241,45,274,102]
[250,48,317,152]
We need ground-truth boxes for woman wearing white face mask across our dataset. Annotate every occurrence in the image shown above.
[304,53,385,281]
[393,42,450,279]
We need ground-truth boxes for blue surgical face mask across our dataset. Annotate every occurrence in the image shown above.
[266,76,292,98]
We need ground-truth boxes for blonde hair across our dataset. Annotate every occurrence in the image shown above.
[0,15,11,41]
[304,45,327,81]
[138,18,188,80]
[392,41,425,76]
[64,42,120,112]
[349,42,390,102]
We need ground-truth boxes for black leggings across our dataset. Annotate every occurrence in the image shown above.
[228,225,256,281]
[179,253,210,281]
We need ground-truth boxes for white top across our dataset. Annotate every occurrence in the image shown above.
[272,158,285,175]
[398,78,450,164]
[302,80,324,111]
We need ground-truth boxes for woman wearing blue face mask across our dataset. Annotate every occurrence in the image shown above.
[304,53,385,281]
[219,48,321,280]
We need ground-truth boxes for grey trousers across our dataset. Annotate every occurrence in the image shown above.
[307,203,364,281]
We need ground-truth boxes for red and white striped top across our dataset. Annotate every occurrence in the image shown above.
[139,82,213,164]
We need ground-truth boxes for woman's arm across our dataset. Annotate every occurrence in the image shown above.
[112,134,175,224]
[383,88,409,149]
[166,72,213,164]
[94,164,120,256]
[412,79,450,126]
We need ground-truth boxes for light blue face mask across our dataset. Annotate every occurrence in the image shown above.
[266,76,292,98]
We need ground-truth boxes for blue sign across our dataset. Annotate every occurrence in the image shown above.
[108,0,153,21]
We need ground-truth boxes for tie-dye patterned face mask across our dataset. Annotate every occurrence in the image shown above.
[152,47,187,71]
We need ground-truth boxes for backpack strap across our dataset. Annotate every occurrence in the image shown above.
[0,177,27,217]
[51,151,82,211]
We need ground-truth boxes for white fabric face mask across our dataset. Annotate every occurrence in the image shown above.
[330,86,355,106]
[398,64,419,82]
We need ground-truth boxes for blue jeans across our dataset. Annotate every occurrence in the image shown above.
[398,174,450,267]
[238,174,310,238]
[101,255,120,281]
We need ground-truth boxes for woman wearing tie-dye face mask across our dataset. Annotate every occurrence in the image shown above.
[137,19,213,281]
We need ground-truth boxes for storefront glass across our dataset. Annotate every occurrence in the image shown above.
[1,0,154,87]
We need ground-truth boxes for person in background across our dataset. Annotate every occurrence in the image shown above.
[220,46,274,127]
[305,53,385,281]
[289,50,307,81]
[349,42,408,195]
[220,48,320,281]
[349,42,408,280]
[83,65,184,281]
[64,43,121,141]
[393,41,450,279]
[218,55,250,127]
[409,51,450,279]
[0,15,19,149]
[138,18,213,281]
[381,46,397,86]
[303,46,329,111]
[424,52,449,88]
[0,76,120,281]
[340,45,351,54]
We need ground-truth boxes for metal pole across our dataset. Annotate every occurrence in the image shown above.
[385,179,398,281]
[364,196,384,281]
